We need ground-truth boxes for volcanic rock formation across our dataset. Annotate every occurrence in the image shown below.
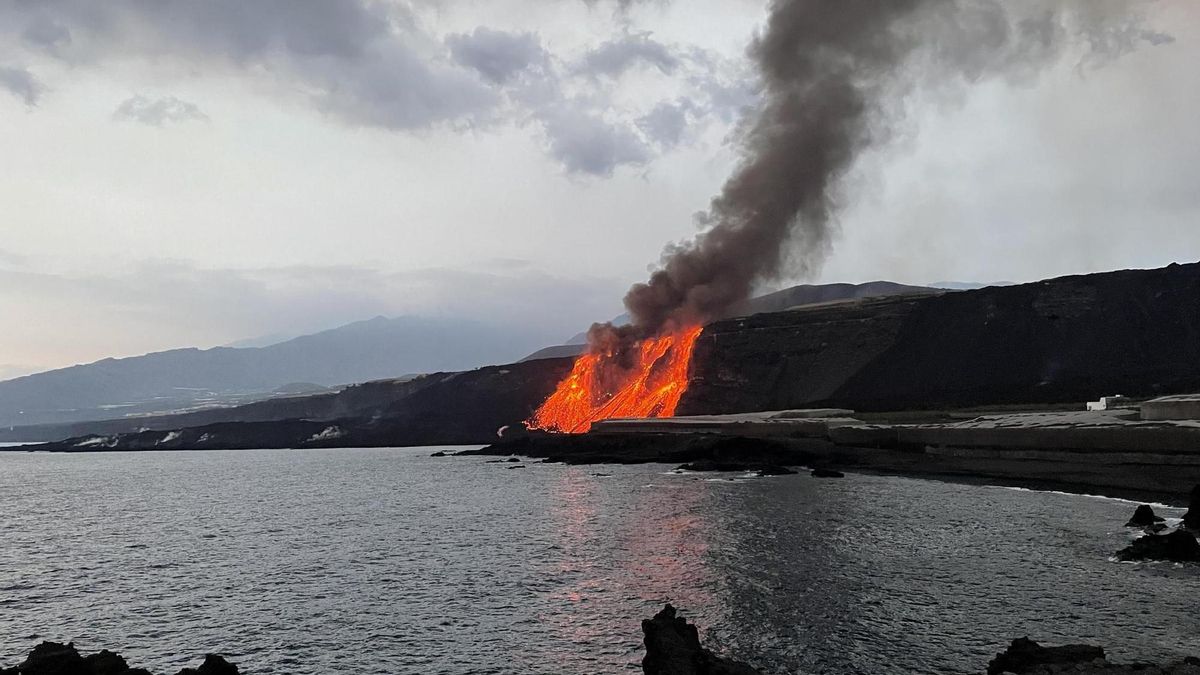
[1116,529,1200,563]
[1184,485,1200,530]
[0,642,239,675]
[1125,505,1165,527]
[641,604,761,675]
[986,637,1200,674]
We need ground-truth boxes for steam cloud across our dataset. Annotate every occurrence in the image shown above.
[614,0,1166,336]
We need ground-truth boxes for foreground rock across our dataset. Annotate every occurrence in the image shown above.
[1116,529,1200,562]
[1125,504,1165,527]
[642,605,761,675]
[1184,485,1200,530]
[986,637,1200,674]
[0,642,238,675]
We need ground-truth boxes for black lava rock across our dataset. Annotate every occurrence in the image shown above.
[1125,504,1165,527]
[1184,484,1200,530]
[642,604,762,675]
[16,642,87,675]
[986,637,1105,675]
[84,650,129,675]
[1,643,240,675]
[175,655,239,675]
[430,451,448,457]
[1116,529,1200,562]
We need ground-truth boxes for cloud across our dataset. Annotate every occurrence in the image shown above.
[0,66,43,106]
[114,95,209,126]
[576,32,679,78]
[21,15,72,55]
[2,1,495,130]
[0,1,748,175]
[636,99,694,149]
[447,28,547,85]
[539,105,653,176]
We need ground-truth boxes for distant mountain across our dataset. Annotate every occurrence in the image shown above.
[0,316,550,428]
[523,280,940,361]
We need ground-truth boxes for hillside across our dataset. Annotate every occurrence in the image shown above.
[523,280,938,361]
[0,316,549,428]
[18,262,1200,451]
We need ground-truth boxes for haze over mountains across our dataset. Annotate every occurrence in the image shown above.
[0,280,953,430]
[0,316,550,428]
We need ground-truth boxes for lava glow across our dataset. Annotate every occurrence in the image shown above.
[527,325,704,434]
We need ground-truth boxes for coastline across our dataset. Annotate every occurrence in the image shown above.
[461,432,1200,506]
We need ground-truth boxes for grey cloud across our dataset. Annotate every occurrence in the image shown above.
[539,106,652,176]
[0,1,746,174]
[447,28,547,85]
[306,41,497,130]
[0,65,43,106]
[21,15,71,55]
[114,95,209,126]
[636,100,694,149]
[577,32,679,78]
[3,1,495,130]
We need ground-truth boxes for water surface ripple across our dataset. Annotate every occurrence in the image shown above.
[0,447,1196,674]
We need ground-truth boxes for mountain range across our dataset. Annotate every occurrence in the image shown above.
[0,280,946,430]
[0,316,550,428]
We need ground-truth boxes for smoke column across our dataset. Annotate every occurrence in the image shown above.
[611,0,1163,337]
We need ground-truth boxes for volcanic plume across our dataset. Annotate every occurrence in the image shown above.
[531,0,1165,433]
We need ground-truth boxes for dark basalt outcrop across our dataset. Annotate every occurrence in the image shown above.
[1125,504,1165,527]
[462,434,821,467]
[0,642,238,675]
[987,638,1105,674]
[13,357,573,451]
[1184,485,1200,530]
[642,605,762,675]
[1116,529,1200,563]
[986,637,1200,674]
[682,262,1200,414]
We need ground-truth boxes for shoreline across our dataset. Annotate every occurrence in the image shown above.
[461,432,1200,506]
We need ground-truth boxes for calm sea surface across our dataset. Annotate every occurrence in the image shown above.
[1,447,1197,674]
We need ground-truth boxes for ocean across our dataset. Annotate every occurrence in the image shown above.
[0,446,1196,674]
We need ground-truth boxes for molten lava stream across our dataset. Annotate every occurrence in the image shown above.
[527,325,703,433]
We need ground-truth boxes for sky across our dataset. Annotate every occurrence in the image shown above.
[0,0,1197,377]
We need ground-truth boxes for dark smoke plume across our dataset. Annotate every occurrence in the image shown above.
[605,0,1164,339]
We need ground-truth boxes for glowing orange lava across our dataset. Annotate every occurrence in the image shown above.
[528,325,703,434]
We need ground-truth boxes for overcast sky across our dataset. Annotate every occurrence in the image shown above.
[0,0,1197,378]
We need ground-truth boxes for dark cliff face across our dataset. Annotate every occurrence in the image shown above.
[682,263,1200,414]
[681,295,930,415]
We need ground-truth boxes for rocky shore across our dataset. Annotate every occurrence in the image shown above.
[0,642,238,675]
[9,607,1200,675]
[1114,489,1200,563]
[641,606,1200,675]
[463,428,1200,504]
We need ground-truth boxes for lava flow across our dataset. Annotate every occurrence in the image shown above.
[527,324,703,434]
